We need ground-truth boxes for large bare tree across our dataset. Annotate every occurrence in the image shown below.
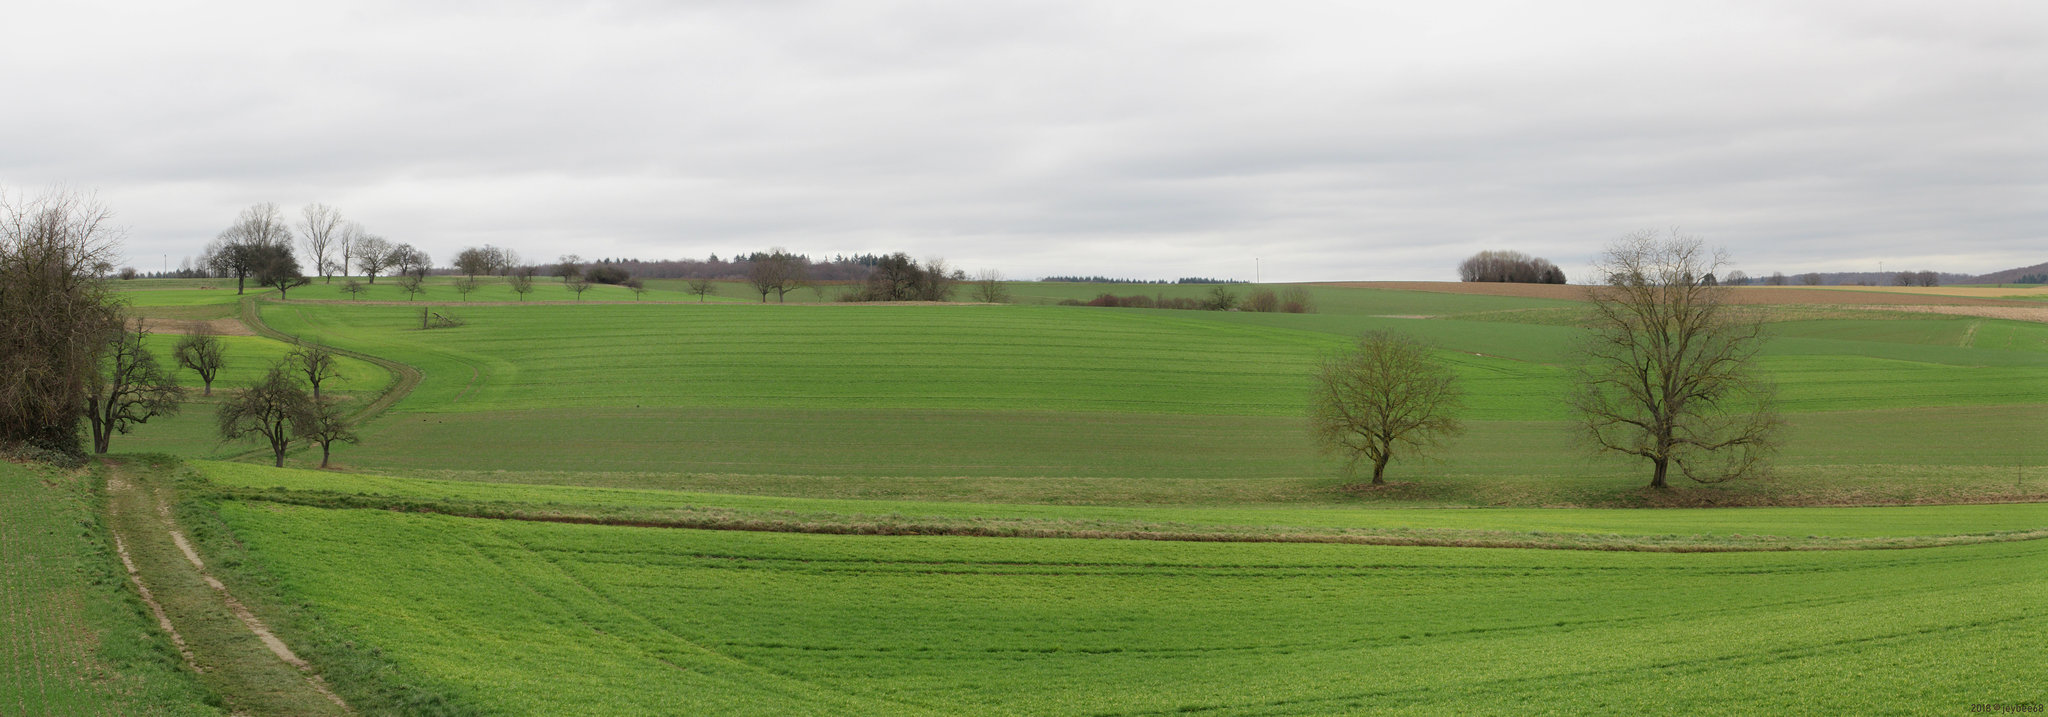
[746,249,807,302]
[353,234,392,283]
[299,203,343,283]
[0,188,122,454]
[208,203,294,294]
[217,364,311,467]
[335,220,363,279]
[1308,332,1464,485]
[1568,230,1782,489]
[85,321,184,454]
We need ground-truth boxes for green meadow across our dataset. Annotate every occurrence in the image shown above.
[56,278,2048,714]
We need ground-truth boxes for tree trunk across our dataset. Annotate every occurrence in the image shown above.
[1371,457,1388,485]
[1651,457,1669,489]
[319,443,331,468]
[201,381,211,397]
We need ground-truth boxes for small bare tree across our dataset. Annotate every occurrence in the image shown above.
[508,270,535,300]
[1568,230,1781,488]
[85,320,184,454]
[555,254,582,283]
[397,271,427,301]
[453,276,480,301]
[567,276,592,301]
[173,325,227,395]
[217,365,311,467]
[624,277,648,300]
[291,397,357,468]
[687,278,716,302]
[971,269,1009,303]
[340,279,367,300]
[286,342,341,401]
[1308,331,1464,485]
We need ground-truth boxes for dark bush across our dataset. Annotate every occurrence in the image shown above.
[585,265,630,285]
[1459,250,1566,284]
[1280,287,1315,313]
[1245,289,1279,313]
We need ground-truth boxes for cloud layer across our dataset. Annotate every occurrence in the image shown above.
[4,0,2041,281]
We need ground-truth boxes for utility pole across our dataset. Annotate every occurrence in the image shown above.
[1255,257,1261,284]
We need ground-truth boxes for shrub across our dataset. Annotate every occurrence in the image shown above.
[1245,289,1279,313]
[585,265,630,285]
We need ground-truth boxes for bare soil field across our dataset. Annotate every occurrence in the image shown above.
[1326,281,2043,307]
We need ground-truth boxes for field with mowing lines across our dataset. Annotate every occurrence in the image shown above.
[205,499,2047,716]
[0,462,214,715]
[61,280,2046,715]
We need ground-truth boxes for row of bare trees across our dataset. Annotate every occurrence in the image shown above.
[1313,231,1779,489]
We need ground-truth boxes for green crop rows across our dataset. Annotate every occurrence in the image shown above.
[212,500,2047,715]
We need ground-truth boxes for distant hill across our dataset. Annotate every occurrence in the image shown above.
[1968,261,2048,285]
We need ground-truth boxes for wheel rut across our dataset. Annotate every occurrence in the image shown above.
[104,460,353,716]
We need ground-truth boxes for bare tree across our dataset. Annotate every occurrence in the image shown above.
[253,244,310,299]
[746,248,808,302]
[217,364,311,467]
[453,246,508,279]
[1723,270,1750,286]
[299,203,343,283]
[624,277,648,300]
[340,279,367,300]
[917,256,958,301]
[1765,272,1787,286]
[336,221,363,279]
[354,235,393,283]
[173,325,227,396]
[286,342,341,401]
[390,244,431,278]
[1308,331,1464,485]
[555,254,582,283]
[209,203,295,294]
[291,397,358,469]
[453,276,480,301]
[1914,270,1939,287]
[567,276,593,301]
[397,271,427,301]
[971,269,1009,303]
[508,270,535,300]
[686,278,716,302]
[1568,230,1781,489]
[85,320,183,454]
[0,188,122,453]
[1799,272,1823,286]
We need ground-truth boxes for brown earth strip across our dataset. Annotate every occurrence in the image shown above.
[134,317,256,336]
[1321,281,2044,307]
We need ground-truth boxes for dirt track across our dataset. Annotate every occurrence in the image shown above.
[1323,281,2045,307]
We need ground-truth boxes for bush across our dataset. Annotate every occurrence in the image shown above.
[1280,287,1315,313]
[1245,289,1279,313]
[584,265,630,285]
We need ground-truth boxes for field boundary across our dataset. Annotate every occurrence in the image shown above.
[212,486,2048,553]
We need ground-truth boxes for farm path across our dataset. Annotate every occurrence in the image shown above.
[104,460,353,716]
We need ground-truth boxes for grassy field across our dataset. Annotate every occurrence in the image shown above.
[0,461,215,715]
[203,292,2048,508]
[203,498,2046,715]
[70,279,2048,714]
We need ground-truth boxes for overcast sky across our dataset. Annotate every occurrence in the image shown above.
[3,0,2041,282]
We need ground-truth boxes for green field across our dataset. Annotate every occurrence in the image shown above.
[203,498,2046,715]
[0,461,214,715]
[50,279,2048,714]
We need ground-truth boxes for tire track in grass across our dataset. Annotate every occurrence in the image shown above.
[465,528,950,715]
[106,460,353,715]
